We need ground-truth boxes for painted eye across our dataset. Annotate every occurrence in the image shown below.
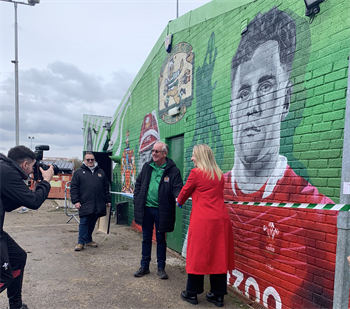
[258,81,273,95]
[238,89,250,101]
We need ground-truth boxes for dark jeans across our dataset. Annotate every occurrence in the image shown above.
[186,273,227,296]
[78,213,99,245]
[0,232,27,309]
[141,207,166,270]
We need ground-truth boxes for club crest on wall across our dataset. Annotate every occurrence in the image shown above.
[158,42,194,124]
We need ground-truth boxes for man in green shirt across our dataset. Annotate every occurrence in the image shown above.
[133,141,183,279]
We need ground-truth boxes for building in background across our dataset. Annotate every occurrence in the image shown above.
[31,158,74,199]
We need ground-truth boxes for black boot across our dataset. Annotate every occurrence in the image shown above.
[181,291,198,305]
[206,293,224,307]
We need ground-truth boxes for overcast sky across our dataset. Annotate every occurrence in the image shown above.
[0,0,211,159]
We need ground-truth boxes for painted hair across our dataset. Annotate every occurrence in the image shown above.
[231,7,296,82]
[192,144,222,181]
[8,145,36,165]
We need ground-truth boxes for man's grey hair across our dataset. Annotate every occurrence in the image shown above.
[154,141,169,154]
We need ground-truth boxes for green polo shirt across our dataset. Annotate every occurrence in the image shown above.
[145,162,166,208]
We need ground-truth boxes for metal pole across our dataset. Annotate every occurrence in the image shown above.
[333,52,350,309]
[28,136,34,150]
[14,2,19,146]
[2,0,39,146]
[176,0,178,18]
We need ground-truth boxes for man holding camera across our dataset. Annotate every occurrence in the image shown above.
[0,146,54,309]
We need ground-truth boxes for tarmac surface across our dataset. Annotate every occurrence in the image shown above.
[0,199,252,309]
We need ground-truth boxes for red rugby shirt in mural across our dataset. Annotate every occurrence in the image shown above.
[224,165,334,204]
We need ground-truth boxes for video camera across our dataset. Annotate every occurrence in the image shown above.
[33,145,59,181]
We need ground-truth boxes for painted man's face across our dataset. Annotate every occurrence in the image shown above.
[139,148,152,173]
[230,40,291,165]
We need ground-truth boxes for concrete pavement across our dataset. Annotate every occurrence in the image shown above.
[0,199,251,309]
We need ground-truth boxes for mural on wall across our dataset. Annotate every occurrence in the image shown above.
[182,32,224,257]
[83,115,112,154]
[138,111,160,173]
[86,127,93,151]
[121,130,135,193]
[227,203,338,309]
[184,32,224,179]
[223,7,339,309]
[223,7,334,204]
[158,42,194,124]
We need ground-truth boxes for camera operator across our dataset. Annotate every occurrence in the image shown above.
[0,145,54,309]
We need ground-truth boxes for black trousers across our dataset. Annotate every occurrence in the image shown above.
[0,232,27,309]
[186,273,227,296]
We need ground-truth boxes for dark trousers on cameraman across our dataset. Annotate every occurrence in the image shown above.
[0,232,27,309]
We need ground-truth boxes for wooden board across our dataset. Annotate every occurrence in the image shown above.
[97,204,112,234]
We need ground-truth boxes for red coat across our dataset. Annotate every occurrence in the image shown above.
[177,168,235,275]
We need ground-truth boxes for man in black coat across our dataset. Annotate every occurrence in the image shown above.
[0,146,54,309]
[70,152,111,251]
[133,141,183,280]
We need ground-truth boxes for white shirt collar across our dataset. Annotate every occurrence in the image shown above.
[231,155,287,198]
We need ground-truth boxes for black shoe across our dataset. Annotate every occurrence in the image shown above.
[181,291,198,305]
[9,302,29,309]
[206,293,224,307]
[134,267,150,277]
[157,268,168,279]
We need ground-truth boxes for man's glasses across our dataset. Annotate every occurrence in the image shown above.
[152,150,165,154]
[86,159,95,162]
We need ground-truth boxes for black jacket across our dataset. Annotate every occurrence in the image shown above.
[0,153,51,233]
[70,163,111,218]
[133,157,183,233]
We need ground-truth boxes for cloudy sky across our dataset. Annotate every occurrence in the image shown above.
[0,0,211,159]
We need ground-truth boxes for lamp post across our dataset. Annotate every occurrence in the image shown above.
[28,136,34,150]
[1,0,40,146]
[176,0,178,18]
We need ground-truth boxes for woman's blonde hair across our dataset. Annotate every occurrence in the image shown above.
[192,144,223,181]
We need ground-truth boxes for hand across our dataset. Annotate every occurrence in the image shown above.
[106,203,111,207]
[32,181,38,191]
[74,202,81,210]
[40,165,54,182]
[176,198,182,209]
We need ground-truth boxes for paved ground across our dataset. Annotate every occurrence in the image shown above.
[0,199,252,309]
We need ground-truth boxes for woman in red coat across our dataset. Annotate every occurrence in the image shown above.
[177,144,235,307]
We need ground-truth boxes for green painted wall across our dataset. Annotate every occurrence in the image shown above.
[85,0,349,227]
